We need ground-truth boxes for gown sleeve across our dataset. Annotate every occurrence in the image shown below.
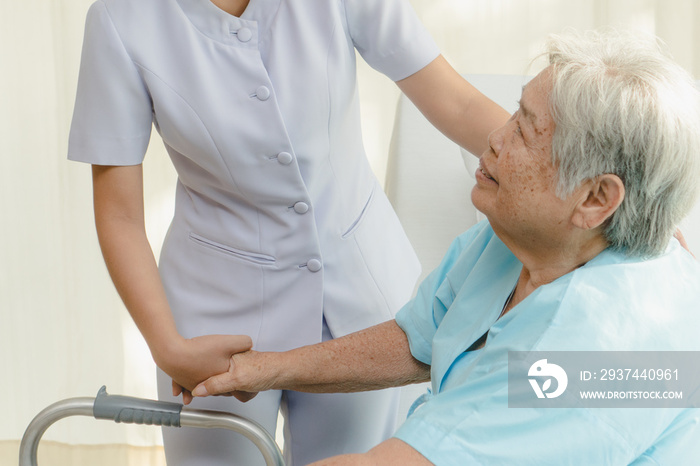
[67,0,152,165]
[343,0,440,81]
[395,222,490,365]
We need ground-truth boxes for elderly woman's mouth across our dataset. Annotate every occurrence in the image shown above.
[477,163,498,184]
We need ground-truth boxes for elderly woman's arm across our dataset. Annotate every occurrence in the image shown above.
[192,320,430,398]
[308,438,432,466]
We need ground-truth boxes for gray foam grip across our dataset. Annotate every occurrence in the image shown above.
[93,386,182,427]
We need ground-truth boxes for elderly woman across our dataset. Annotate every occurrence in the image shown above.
[192,31,700,465]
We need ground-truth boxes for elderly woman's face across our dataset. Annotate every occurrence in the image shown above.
[472,69,578,240]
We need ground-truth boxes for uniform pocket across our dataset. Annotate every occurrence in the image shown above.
[188,232,276,266]
[341,188,374,239]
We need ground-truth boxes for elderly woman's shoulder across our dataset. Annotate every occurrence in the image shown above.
[547,242,700,350]
[580,239,700,276]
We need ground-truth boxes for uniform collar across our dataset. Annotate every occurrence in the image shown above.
[175,0,281,46]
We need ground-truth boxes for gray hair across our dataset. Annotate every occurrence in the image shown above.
[545,30,700,257]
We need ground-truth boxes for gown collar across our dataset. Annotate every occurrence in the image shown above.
[430,235,522,392]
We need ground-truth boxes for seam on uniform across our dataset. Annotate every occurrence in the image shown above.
[132,63,252,204]
[323,18,344,225]
[99,0,155,111]
[133,64,267,255]
[352,235,391,314]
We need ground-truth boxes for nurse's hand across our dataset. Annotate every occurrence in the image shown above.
[674,229,695,258]
[155,334,253,405]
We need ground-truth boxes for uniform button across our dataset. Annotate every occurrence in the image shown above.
[277,152,293,165]
[237,27,252,42]
[256,86,271,101]
[307,259,322,273]
[293,202,309,214]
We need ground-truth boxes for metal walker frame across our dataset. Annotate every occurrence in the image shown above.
[19,386,285,466]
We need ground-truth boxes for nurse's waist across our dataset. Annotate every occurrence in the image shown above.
[172,182,377,240]
[166,216,360,266]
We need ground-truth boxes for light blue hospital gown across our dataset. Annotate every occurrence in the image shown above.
[394,221,700,465]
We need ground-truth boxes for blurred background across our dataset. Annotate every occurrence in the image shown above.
[2,1,699,464]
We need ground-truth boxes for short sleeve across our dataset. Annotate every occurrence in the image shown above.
[344,0,440,81]
[395,269,446,366]
[396,223,489,365]
[67,1,152,165]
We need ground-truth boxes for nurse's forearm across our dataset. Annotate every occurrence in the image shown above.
[397,55,510,157]
[92,164,181,362]
[92,165,253,398]
[195,320,430,396]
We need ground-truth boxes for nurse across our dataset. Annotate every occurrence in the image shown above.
[67,0,508,465]
[192,30,700,465]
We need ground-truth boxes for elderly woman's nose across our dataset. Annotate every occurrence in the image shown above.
[488,127,504,155]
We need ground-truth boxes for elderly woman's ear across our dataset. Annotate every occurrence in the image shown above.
[571,174,625,231]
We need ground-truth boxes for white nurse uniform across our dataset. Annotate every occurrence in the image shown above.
[68,0,440,464]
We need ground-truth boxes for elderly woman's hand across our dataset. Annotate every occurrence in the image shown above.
[191,350,278,402]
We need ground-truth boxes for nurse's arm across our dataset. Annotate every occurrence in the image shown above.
[193,320,429,397]
[92,165,252,401]
[308,438,432,466]
[396,55,510,157]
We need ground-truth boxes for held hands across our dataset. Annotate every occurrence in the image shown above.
[153,334,253,405]
[191,351,277,403]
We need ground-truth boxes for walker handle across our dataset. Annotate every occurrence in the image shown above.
[21,387,285,466]
[93,386,182,427]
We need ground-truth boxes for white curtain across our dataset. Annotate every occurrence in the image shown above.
[3,1,699,464]
[2,1,173,463]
